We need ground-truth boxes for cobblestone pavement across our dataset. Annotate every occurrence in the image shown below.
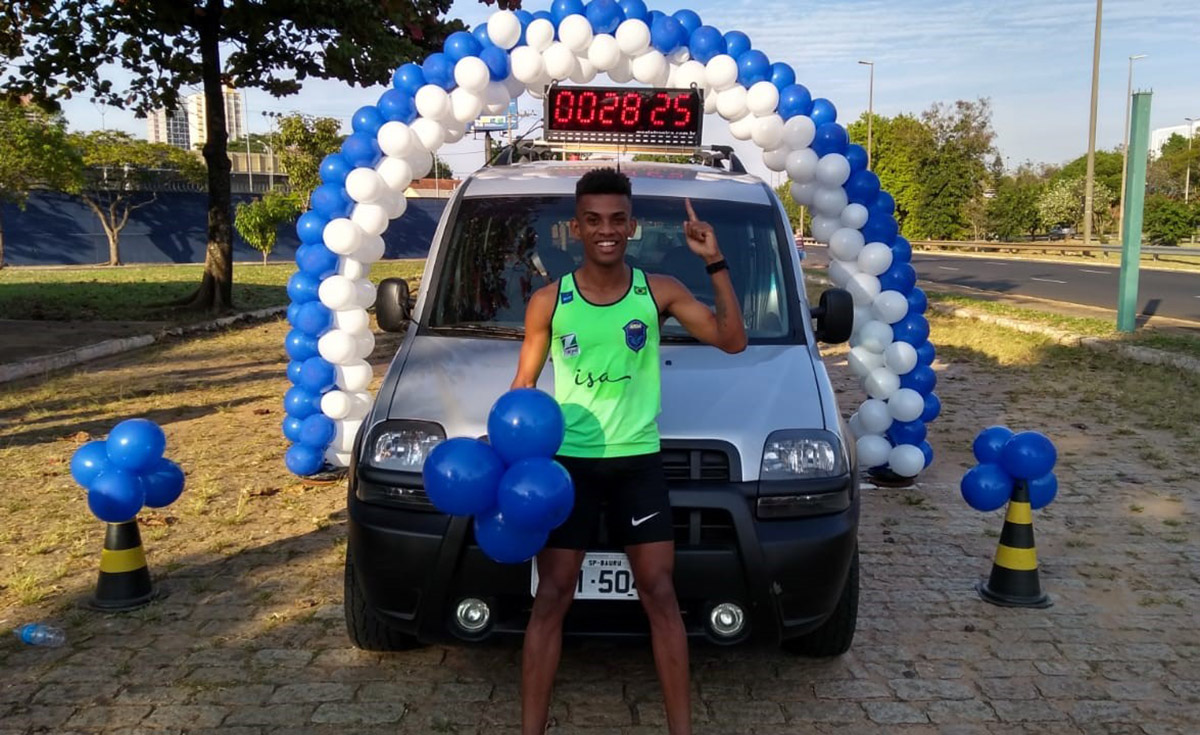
[2,336,1198,735]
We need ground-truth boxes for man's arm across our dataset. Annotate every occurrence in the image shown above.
[511,283,558,389]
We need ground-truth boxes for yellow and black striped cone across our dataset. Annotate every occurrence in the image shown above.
[976,481,1051,608]
[88,521,158,611]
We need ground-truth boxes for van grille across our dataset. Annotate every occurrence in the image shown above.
[671,507,736,546]
[661,446,731,482]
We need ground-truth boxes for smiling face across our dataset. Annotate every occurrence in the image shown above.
[570,192,637,268]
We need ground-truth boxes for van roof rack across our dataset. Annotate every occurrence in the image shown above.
[488,140,747,174]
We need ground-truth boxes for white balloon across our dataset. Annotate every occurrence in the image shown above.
[543,42,578,80]
[858,319,894,353]
[450,88,484,124]
[376,122,415,158]
[334,419,363,454]
[785,148,819,182]
[325,449,353,468]
[858,398,893,434]
[889,445,925,477]
[351,203,389,237]
[857,434,892,469]
[847,345,885,378]
[703,89,718,114]
[414,85,451,120]
[630,50,666,84]
[829,228,865,261]
[344,168,386,204]
[570,56,597,84]
[716,84,748,121]
[487,10,522,49]
[858,241,895,276]
[668,47,691,65]
[510,46,546,84]
[751,114,785,149]
[409,117,445,152]
[355,233,385,263]
[526,79,548,99]
[483,81,510,114]
[503,75,526,100]
[406,147,433,179]
[746,81,780,116]
[355,279,377,309]
[840,202,870,229]
[851,305,874,336]
[887,388,925,422]
[338,258,370,281]
[763,145,791,172]
[810,214,841,244]
[376,156,414,193]
[382,191,408,220]
[813,186,849,218]
[873,290,910,324]
[318,329,359,364]
[883,341,918,375]
[586,34,621,71]
[847,411,865,438]
[558,14,593,52]
[673,60,708,92]
[705,54,738,91]
[354,329,376,359]
[827,258,859,288]
[321,390,354,420]
[865,367,901,401]
[782,115,817,149]
[335,360,373,392]
[348,391,373,420]
[454,56,491,93]
[318,275,358,310]
[847,272,882,306]
[790,180,817,207]
[322,218,363,256]
[615,19,651,56]
[815,153,852,187]
[526,18,556,52]
[334,308,370,334]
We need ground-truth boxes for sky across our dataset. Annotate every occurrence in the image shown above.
[44,0,1200,182]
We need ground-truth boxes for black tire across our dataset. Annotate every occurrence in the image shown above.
[344,545,423,651]
[781,547,858,657]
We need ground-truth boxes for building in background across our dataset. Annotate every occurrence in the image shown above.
[185,86,245,148]
[1150,120,1199,156]
[146,107,191,150]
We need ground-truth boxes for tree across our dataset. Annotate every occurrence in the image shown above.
[774,181,811,235]
[1147,132,1200,200]
[431,154,455,180]
[1143,194,1197,246]
[909,99,997,240]
[0,100,81,267]
[986,175,1043,241]
[1037,176,1115,236]
[1053,150,1124,204]
[69,131,206,265]
[275,114,344,203]
[5,0,470,311]
[235,190,302,265]
[847,112,933,236]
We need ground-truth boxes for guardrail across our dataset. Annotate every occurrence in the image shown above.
[909,240,1200,258]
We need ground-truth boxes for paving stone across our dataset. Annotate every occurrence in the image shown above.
[990,699,1069,723]
[140,704,230,729]
[0,705,75,729]
[862,701,930,724]
[189,684,277,705]
[888,678,976,701]
[251,649,314,668]
[355,680,437,702]
[309,702,408,725]
[704,700,785,726]
[1067,699,1137,723]
[268,683,355,704]
[225,704,316,727]
[63,705,152,728]
[925,699,997,724]
[977,678,1040,700]
[780,700,867,723]
[114,684,193,705]
[32,681,123,704]
[814,679,891,700]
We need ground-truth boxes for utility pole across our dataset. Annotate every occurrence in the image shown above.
[858,60,875,169]
[1082,0,1103,245]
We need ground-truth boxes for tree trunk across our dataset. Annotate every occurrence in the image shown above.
[107,228,121,266]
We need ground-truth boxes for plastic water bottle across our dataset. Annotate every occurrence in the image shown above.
[14,623,66,647]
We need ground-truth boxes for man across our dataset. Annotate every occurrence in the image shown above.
[511,167,747,734]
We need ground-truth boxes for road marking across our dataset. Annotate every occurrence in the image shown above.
[985,261,1011,266]
[1081,269,1111,274]
[1030,277,1068,284]
[937,266,960,271]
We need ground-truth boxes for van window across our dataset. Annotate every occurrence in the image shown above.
[429,195,793,340]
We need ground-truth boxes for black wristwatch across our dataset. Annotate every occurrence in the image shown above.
[705,259,729,275]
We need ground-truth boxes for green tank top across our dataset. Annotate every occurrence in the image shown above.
[549,267,661,458]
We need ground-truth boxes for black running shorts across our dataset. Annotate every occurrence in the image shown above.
[547,452,674,549]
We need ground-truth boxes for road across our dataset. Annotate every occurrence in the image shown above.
[805,246,1200,325]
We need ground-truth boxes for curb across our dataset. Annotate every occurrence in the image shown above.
[0,306,288,385]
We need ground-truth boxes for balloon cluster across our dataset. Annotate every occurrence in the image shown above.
[280,0,937,479]
[961,426,1058,512]
[69,419,186,523]
[422,389,574,564]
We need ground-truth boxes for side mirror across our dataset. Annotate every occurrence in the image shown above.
[810,288,853,344]
[376,277,411,333]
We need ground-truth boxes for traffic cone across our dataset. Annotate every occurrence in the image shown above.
[88,521,158,611]
[976,481,1051,608]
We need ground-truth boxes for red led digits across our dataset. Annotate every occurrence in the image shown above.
[546,86,700,144]
[598,92,619,127]
[577,90,598,124]
[553,89,575,126]
[620,92,641,127]
[648,92,672,127]
[672,92,694,128]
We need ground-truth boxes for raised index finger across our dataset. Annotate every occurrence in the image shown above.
[684,198,698,222]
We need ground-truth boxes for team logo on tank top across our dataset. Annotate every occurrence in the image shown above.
[623,319,648,352]
[560,333,579,358]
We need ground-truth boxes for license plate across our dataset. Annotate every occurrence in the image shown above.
[530,552,639,600]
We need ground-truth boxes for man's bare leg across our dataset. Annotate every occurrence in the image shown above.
[626,540,690,735]
[521,547,585,735]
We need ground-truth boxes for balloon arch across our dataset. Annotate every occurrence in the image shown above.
[280,0,941,479]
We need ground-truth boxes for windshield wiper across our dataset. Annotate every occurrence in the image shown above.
[427,324,526,338]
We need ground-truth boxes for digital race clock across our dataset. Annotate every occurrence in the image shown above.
[543,86,704,148]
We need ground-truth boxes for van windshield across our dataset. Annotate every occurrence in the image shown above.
[428,195,795,341]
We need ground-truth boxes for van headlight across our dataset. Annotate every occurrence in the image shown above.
[760,430,845,479]
[368,420,446,472]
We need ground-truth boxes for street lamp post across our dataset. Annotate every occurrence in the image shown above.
[1083,0,1103,246]
[1186,117,1197,205]
[1117,54,1146,244]
[858,60,875,169]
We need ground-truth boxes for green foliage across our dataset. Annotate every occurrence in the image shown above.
[1147,132,1200,200]
[275,114,344,203]
[1143,194,1197,246]
[910,99,998,240]
[431,154,455,180]
[847,112,932,234]
[1037,176,1115,234]
[631,153,695,164]
[986,176,1043,240]
[774,181,811,235]
[1053,150,1124,203]
[235,190,302,263]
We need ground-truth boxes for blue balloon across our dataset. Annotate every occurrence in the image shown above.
[296,211,328,245]
[310,182,352,219]
[480,46,510,81]
[906,286,927,314]
[296,244,339,279]
[587,0,625,33]
[284,329,319,361]
[299,413,336,448]
[647,10,664,27]
[672,9,701,34]
[810,97,837,126]
[319,154,353,185]
[87,470,145,523]
[551,0,585,24]
[444,30,481,61]
[1000,431,1057,480]
[351,106,385,136]
[531,9,553,23]
[487,388,567,464]
[1027,473,1058,510]
[972,425,1015,464]
[618,0,648,22]
[287,271,321,304]
[845,169,881,205]
[915,340,936,366]
[423,437,505,516]
[515,9,534,27]
[341,132,381,168]
[863,211,899,245]
[724,31,750,59]
[736,49,770,86]
[811,122,849,157]
[422,52,456,90]
[878,262,917,294]
[298,355,337,392]
[918,440,934,469]
[378,89,417,123]
[71,440,110,488]
[285,443,325,476]
[497,457,575,532]
[688,25,725,64]
[899,364,936,394]
[287,300,303,326]
[284,386,322,419]
[845,144,868,173]
[650,14,686,54]
[474,509,549,564]
[295,301,333,337]
[472,23,495,50]
[283,416,305,443]
[892,236,913,264]
[769,62,795,91]
[920,391,941,423]
[888,419,927,446]
[869,190,896,217]
[286,359,304,385]
[777,84,813,119]
[960,463,1012,512]
[141,457,185,508]
[393,63,426,94]
[892,313,930,346]
[106,418,166,472]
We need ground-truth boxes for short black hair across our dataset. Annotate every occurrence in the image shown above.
[576,167,632,199]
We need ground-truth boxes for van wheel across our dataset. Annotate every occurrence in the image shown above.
[781,547,858,657]
[344,546,423,652]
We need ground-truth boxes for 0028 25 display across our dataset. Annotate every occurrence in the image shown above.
[543,85,703,147]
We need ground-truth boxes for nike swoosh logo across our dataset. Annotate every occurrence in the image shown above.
[631,512,660,527]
